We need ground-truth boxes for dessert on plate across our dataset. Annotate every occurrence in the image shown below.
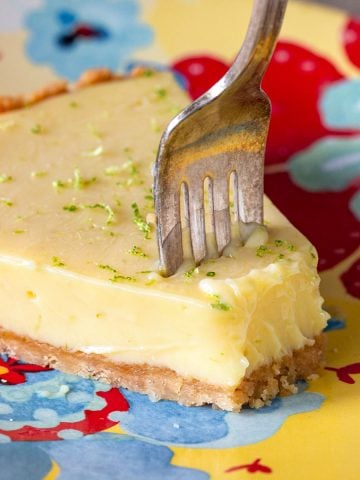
[0,69,328,411]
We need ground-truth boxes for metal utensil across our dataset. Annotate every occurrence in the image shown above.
[154,0,288,276]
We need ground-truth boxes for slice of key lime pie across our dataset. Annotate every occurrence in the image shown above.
[0,69,328,411]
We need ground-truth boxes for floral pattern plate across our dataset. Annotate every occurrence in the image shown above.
[0,1,359,479]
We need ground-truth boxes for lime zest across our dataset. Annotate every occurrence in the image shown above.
[131,202,151,239]
[52,256,65,267]
[210,294,231,311]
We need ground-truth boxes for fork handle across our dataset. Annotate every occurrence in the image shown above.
[227,0,288,88]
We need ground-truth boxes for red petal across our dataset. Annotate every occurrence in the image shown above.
[7,357,19,366]
[0,370,26,385]
[12,364,52,373]
[342,18,360,69]
[343,363,360,374]
[341,258,360,299]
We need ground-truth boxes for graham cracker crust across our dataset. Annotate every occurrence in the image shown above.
[0,67,153,113]
[0,327,324,411]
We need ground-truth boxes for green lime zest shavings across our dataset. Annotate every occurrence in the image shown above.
[128,246,147,257]
[98,264,118,274]
[63,204,79,212]
[83,203,115,225]
[52,180,67,191]
[82,145,104,157]
[69,101,79,108]
[62,202,116,225]
[206,271,216,277]
[31,171,47,179]
[144,189,154,202]
[0,197,13,206]
[131,202,151,239]
[97,264,136,283]
[0,174,13,183]
[115,158,143,187]
[53,169,96,191]
[31,124,44,134]
[184,266,199,278]
[155,87,167,99]
[274,239,296,251]
[52,256,65,267]
[274,239,285,247]
[13,229,25,234]
[141,69,154,77]
[123,159,138,176]
[256,245,273,257]
[104,165,122,176]
[111,274,136,283]
[72,168,97,189]
[309,247,317,261]
[274,239,296,252]
[210,294,231,311]
[257,240,297,260]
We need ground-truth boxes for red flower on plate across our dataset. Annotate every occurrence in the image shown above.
[0,357,52,385]
[341,258,360,299]
[325,363,360,384]
[342,17,360,69]
[225,458,272,474]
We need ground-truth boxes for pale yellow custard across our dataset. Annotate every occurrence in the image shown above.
[0,71,328,408]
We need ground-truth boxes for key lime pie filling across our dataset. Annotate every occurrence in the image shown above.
[0,69,328,411]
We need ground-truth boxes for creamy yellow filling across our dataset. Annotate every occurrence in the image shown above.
[0,72,328,387]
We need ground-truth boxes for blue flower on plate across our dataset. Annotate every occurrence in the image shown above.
[0,365,110,435]
[0,435,209,480]
[116,383,324,448]
[25,0,153,80]
[324,317,346,332]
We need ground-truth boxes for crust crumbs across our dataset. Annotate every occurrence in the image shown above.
[74,68,115,89]
[0,67,154,113]
[26,80,69,106]
[129,66,154,77]
[0,95,25,114]
[0,327,325,411]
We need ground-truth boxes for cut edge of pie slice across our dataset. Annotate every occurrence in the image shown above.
[0,68,328,411]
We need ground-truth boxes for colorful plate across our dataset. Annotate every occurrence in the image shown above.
[0,1,359,478]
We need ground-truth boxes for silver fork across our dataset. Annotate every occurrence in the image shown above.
[154,0,288,277]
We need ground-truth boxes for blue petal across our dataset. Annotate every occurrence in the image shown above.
[119,389,228,444]
[45,436,209,480]
[350,190,360,220]
[289,136,360,191]
[118,387,324,448]
[57,9,77,25]
[320,79,360,129]
[0,443,52,480]
[324,318,346,332]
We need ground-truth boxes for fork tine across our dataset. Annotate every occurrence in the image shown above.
[156,190,183,276]
[211,174,231,254]
[187,180,207,264]
[236,153,264,225]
